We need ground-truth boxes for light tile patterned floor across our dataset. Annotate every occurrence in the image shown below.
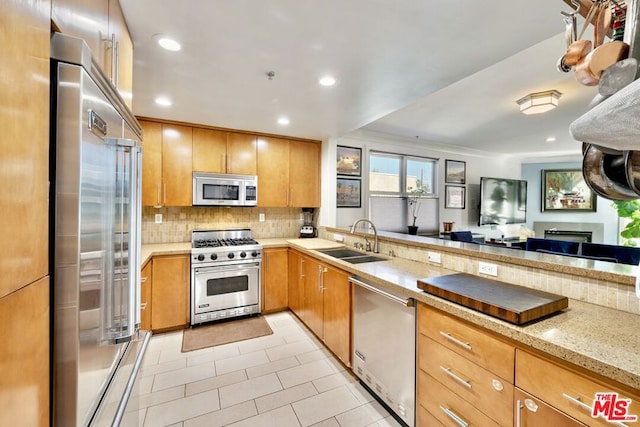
[136,312,401,427]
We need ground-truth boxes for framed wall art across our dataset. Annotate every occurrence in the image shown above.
[541,169,596,212]
[445,185,465,209]
[445,159,466,184]
[337,178,361,208]
[336,145,362,176]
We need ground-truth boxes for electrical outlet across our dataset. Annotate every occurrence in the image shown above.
[478,261,498,276]
[259,213,265,222]
[427,251,441,263]
[155,213,162,224]
[334,233,344,242]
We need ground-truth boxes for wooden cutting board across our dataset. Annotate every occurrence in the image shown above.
[417,273,568,325]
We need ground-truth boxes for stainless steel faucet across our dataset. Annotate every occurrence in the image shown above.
[350,218,379,253]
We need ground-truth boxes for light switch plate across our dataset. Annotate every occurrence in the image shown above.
[334,233,344,242]
[155,213,162,224]
[259,213,265,222]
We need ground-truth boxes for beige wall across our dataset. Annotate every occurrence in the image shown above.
[142,206,305,243]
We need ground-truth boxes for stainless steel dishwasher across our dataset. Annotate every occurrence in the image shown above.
[351,276,416,427]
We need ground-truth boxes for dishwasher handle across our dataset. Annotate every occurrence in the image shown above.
[350,276,414,307]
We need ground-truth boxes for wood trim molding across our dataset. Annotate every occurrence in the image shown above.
[135,116,322,144]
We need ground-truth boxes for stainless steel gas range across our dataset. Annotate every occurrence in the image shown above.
[190,229,262,325]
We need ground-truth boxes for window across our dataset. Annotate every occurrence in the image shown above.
[369,152,436,196]
[368,151,439,234]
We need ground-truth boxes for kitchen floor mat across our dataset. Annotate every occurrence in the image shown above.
[181,315,273,352]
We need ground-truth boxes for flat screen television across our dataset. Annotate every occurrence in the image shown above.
[478,177,527,226]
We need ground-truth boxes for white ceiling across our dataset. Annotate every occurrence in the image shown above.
[120,0,597,158]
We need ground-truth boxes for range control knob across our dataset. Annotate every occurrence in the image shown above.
[197,254,205,261]
[251,251,259,258]
[227,252,235,259]
[210,253,218,261]
[240,251,247,258]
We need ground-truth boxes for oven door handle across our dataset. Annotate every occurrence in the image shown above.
[194,262,260,274]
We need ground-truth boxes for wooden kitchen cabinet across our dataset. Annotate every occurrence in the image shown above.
[302,255,325,337]
[289,250,351,366]
[139,120,193,207]
[140,261,152,331]
[0,276,49,427]
[516,349,640,427]
[515,388,586,426]
[417,303,515,426]
[52,0,133,107]
[288,249,304,316]
[289,140,320,207]
[107,0,133,108]
[192,128,257,175]
[262,248,289,312]
[321,266,351,367]
[1,0,50,299]
[257,137,321,207]
[150,255,190,331]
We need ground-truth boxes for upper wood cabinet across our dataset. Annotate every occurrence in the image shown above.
[257,137,321,207]
[107,0,133,108]
[51,0,109,66]
[52,0,133,107]
[1,0,50,298]
[139,120,193,207]
[192,128,257,175]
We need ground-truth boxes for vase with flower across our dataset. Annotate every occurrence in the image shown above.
[407,186,426,235]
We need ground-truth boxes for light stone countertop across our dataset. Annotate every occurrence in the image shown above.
[141,238,640,391]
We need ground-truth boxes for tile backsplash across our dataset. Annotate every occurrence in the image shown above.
[142,206,305,243]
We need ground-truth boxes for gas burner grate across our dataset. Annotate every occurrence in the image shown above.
[193,237,259,248]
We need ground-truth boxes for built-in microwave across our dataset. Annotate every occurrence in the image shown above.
[193,172,258,206]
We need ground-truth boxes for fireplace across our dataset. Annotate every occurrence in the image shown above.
[533,222,604,244]
[544,229,592,243]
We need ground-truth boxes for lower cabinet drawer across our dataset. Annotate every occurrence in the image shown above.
[516,388,587,426]
[418,369,502,427]
[418,303,514,382]
[516,350,640,427]
[419,336,513,426]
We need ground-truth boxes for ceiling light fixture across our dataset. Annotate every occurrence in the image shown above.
[319,76,336,87]
[277,117,290,125]
[545,136,557,142]
[158,37,181,51]
[516,90,562,115]
[154,97,172,107]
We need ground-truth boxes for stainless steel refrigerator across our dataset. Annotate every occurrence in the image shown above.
[50,33,150,426]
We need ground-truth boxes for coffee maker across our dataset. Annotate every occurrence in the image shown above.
[299,208,318,238]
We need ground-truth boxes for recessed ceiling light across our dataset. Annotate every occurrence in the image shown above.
[277,117,290,126]
[319,76,336,87]
[545,136,557,142]
[158,37,181,51]
[154,97,172,107]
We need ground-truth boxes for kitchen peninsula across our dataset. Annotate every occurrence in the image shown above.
[142,232,640,392]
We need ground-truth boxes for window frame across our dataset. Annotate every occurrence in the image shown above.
[368,150,438,198]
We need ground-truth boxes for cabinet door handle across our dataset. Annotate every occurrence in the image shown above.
[516,399,523,427]
[163,183,167,205]
[140,277,147,283]
[156,183,162,207]
[110,33,117,84]
[439,406,469,427]
[562,393,592,412]
[439,331,472,351]
[439,366,472,389]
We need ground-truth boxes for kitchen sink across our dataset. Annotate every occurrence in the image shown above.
[318,248,387,264]
[341,255,387,264]
[317,248,366,258]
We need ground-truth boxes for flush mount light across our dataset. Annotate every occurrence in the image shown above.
[545,136,557,142]
[516,90,562,115]
[158,37,181,51]
[154,97,172,107]
[277,117,290,126]
[318,76,336,87]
